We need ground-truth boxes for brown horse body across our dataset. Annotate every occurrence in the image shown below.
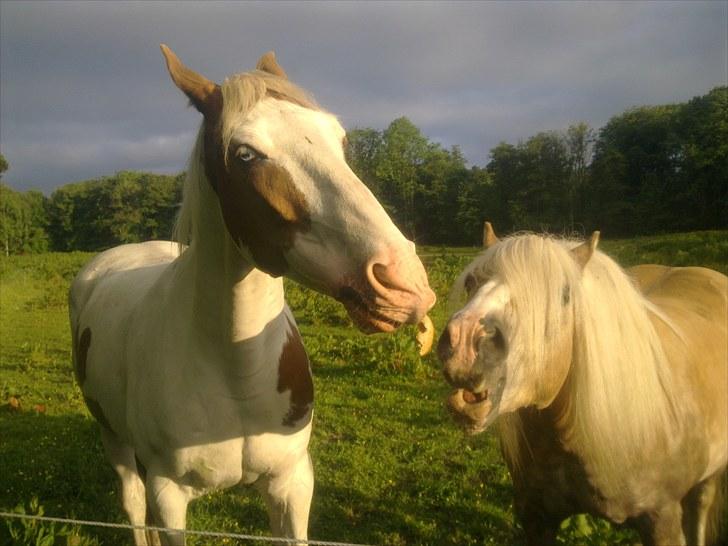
[440,228,727,545]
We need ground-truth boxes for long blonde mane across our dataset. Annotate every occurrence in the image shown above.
[457,234,682,494]
[173,70,318,247]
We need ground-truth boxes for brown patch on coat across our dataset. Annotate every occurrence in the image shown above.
[74,327,92,385]
[84,396,114,432]
[203,117,311,275]
[277,319,314,427]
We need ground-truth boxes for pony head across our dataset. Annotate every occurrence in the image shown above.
[161,45,435,333]
[438,223,599,433]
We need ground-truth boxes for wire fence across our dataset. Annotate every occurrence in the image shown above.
[0,511,373,546]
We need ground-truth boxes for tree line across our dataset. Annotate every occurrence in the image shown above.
[0,86,725,254]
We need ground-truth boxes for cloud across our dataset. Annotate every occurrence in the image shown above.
[1,1,725,192]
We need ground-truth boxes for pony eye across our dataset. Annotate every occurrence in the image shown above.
[236,145,258,162]
[464,273,478,295]
[562,284,571,306]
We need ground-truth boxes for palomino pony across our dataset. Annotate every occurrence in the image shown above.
[438,223,727,545]
[69,45,435,546]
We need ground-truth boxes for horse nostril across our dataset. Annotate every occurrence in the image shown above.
[437,328,454,363]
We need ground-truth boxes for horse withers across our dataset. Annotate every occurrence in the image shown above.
[438,223,726,546]
[69,46,435,546]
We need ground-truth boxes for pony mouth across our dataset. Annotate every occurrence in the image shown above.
[337,286,404,334]
[447,388,494,434]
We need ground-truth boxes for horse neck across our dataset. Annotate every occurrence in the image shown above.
[182,191,285,344]
[541,261,683,494]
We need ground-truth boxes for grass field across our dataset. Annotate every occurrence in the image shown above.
[1,231,726,545]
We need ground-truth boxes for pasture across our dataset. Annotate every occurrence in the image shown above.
[1,230,726,545]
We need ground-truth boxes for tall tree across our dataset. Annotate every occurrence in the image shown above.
[345,128,384,196]
[564,123,594,231]
[0,184,49,255]
[376,117,429,239]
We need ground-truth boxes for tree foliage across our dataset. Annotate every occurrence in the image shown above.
[45,171,183,251]
[0,87,725,254]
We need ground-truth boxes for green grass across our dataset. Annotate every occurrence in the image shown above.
[1,231,726,545]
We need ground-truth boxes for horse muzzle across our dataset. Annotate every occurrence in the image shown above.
[338,249,436,334]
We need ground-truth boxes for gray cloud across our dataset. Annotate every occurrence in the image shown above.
[1,1,725,192]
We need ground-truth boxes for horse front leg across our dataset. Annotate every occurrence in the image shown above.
[634,502,686,546]
[513,494,561,546]
[255,451,314,544]
[100,430,160,546]
[146,473,193,546]
[681,474,719,546]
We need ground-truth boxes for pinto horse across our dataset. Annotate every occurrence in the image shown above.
[438,224,727,546]
[69,45,435,546]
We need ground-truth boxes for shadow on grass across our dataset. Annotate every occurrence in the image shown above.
[0,405,521,546]
[0,411,128,544]
[309,479,519,546]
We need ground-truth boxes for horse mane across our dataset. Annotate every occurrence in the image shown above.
[173,70,318,247]
[457,234,682,495]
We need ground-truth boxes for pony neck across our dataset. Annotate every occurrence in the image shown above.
[183,185,285,344]
[545,254,681,495]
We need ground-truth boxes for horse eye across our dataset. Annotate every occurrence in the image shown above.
[236,145,258,162]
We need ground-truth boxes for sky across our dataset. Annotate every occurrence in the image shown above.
[1,1,726,194]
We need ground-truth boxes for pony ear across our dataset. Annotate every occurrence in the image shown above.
[571,231,600,269]
[483,221,499,248]
[160,44,222,118]
[256,51,288,79]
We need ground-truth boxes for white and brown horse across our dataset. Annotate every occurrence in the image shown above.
[69,45,435,546]
[438,223,726,545]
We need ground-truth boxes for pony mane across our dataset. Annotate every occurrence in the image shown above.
[459,234,682,495]
[173,70,318,247]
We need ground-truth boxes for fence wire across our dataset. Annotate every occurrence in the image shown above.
[0,511,373,546]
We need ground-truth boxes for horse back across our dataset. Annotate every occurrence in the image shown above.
[630,264,727,477]
[628,264,727,321]
[69,241,179,438]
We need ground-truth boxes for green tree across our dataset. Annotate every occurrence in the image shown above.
[564,123,594,232]
[346,128,384,196]
[46,171,182,251]
[590,104,682,234]
[0,184,49,255]
[672,86,728,230]
[376,117,429,239]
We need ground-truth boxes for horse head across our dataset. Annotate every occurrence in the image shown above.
[161,45,435,333]
[437,223,599,433]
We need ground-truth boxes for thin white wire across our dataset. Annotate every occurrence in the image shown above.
[0,511,372,546]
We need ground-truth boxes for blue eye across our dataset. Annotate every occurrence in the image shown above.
[236,145,257,162]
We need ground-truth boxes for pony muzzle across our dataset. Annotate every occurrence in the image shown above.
[446,388,494,434]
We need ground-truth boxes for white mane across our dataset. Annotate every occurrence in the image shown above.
[460,235,682,494]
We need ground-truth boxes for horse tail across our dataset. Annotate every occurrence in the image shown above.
[706,468,727,546]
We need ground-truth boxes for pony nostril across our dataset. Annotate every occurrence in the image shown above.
[442,366,455,385]
[437,328,454,363]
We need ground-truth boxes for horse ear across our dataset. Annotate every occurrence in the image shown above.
[571,231,600,269]
[160,44,222,118]
[256,51,288,79]
[483,221,499,248]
